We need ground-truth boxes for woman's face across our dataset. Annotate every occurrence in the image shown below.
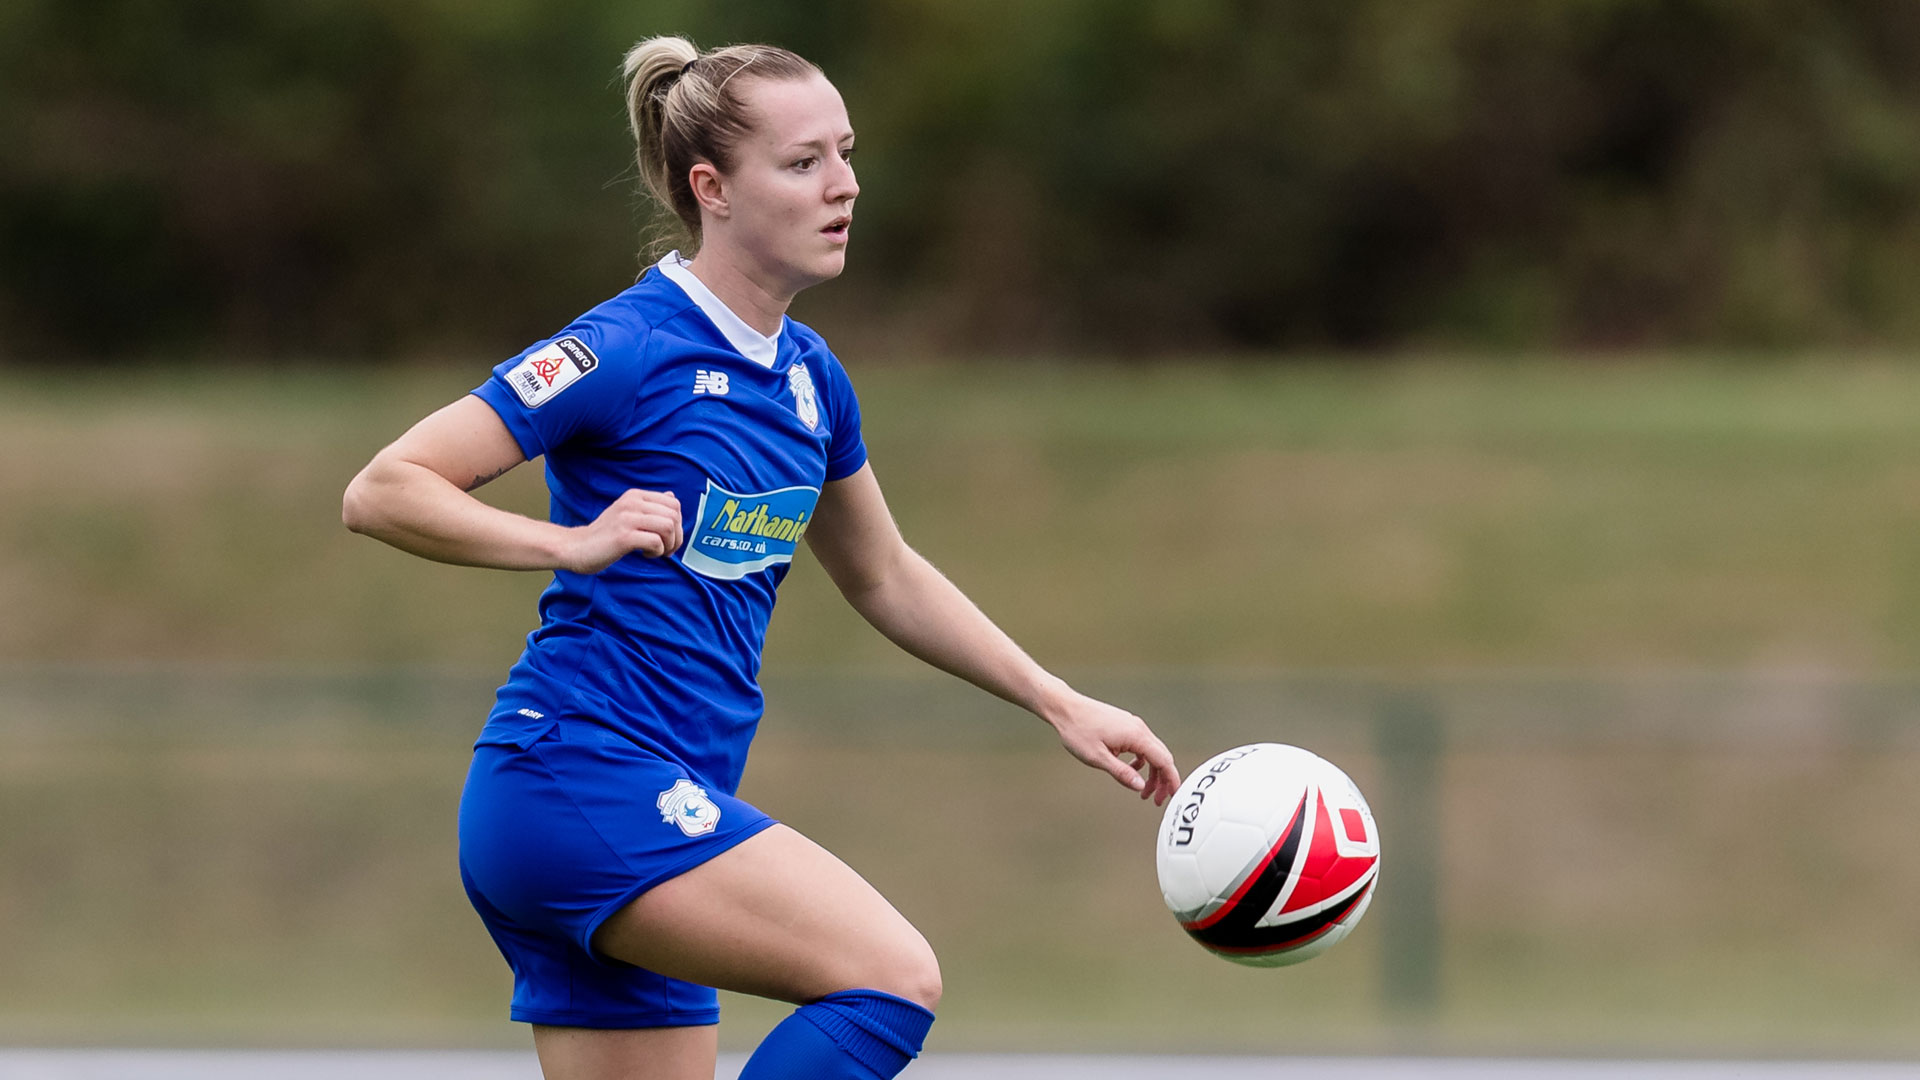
[704,73,858,295]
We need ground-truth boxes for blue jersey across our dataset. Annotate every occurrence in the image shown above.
[469,253,867,794]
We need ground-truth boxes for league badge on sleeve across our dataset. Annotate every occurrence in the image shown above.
[787,362,820,430]
[657,779,721,837]
[506,336,599,408]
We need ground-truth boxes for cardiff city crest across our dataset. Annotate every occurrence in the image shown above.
[788,362,820,431]
[657,779,721,837]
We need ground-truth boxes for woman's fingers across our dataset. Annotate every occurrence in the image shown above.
[1090,741,1161,799]
[611,490,683,558]
[630,527,666,557]
[570,489,686,570]
[1054,699,1185,806]
[626,510,680,556]
[1140,738,1180,805]
[1097,747,1148,792]
[1106,728,1180,806]
[634,489,683,550]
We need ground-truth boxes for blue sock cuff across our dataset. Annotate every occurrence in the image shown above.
[800,989,936,1076]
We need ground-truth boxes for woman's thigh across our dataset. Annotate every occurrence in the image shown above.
[591,823,942,1009]
[532,1023,716,1080]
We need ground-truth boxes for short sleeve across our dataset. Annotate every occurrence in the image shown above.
[820,354,868,482]
[470,324,649,460]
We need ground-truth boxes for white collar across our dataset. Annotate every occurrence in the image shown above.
[655,251,781,368]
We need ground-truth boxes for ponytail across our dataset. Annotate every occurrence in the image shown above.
[623,36,700,240]
[620,36,821,251]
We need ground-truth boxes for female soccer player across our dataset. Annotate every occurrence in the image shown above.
[343,36,1180,1080]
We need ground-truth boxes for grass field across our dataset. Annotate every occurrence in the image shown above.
[1,666,1916,1055]
[2,360,1919,1055]
[4,359,1920,670]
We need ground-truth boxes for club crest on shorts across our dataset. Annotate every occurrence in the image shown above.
[657,779,721,837]
[787,362,819,431]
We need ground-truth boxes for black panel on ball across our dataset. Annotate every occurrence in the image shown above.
[1193,882,1372,958]
[1181,792,1309,951]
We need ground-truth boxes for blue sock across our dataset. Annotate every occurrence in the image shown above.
[736,988,935,1079]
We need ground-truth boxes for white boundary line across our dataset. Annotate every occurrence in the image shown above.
[0,1052,1917,1079]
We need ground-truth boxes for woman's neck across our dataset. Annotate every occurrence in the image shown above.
[684,247,790,338]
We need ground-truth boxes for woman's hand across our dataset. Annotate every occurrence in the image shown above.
[565,489,684,573]
[808,470,1180,802]
[1045,691,1182,806]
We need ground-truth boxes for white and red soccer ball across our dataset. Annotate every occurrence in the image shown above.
[1156,743,1380,967]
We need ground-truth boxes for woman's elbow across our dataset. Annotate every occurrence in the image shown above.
[341,467,388,536]
[836,540,920,608]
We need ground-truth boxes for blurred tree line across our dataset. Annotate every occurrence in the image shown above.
[3,0,1919,360]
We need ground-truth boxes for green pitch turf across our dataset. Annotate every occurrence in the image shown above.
[3,358,1920,671]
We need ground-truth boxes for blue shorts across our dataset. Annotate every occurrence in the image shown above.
[457,719,777,1028]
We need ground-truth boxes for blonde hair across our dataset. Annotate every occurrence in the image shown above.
[623,36,821,251]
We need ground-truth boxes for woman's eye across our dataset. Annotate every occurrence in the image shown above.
[793,157,816,171]
[840,147,856,162]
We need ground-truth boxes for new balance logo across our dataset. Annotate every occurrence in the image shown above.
[693,370,730,396]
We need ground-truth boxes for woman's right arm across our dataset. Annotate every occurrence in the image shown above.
[342,394,682,573]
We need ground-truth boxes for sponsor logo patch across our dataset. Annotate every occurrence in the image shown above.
[788,362,820,430]
[693,369,730,396]
[657,778,721,837]
[505,336,599,408]
[680,479,821,580]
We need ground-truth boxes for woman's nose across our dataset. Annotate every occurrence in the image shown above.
[829,157,859,200]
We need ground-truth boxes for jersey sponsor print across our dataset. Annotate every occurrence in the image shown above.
[681,479,820,580]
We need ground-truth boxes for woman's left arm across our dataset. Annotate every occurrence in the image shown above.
[806,464,1181,805]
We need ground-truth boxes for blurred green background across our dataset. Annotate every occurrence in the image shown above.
[3,0,1920,1062]
[8,0,1920,357]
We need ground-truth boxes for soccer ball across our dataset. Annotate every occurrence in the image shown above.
[1156,743,1380,967]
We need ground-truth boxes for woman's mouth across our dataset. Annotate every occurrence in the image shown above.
[822,217,850,242]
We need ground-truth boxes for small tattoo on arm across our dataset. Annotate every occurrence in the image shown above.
[463,465,512,491]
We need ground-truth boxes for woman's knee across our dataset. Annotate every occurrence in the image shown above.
[860,930,941,1011]
[899,936,943,1011]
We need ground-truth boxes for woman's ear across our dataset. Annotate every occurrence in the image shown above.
[690,163,729,219]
